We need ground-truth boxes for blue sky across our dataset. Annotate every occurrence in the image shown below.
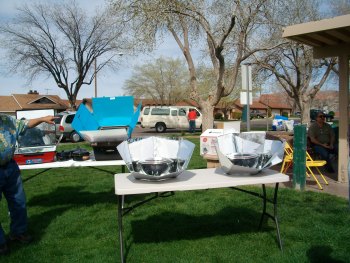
[0,0,183,100]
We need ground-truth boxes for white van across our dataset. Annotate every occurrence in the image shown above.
[140,106,202,133]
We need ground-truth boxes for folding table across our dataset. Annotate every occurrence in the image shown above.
[19,159,125,182]
[115,168,289,263]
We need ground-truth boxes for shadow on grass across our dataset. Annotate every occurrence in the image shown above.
[7,206,69,254]
[22,186,119,247]
[130,206,272,243]
[27,186,116,207]
[307,245,345,263]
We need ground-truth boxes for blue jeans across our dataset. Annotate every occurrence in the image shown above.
[189,120,196,133]
[312,144,338,171]
[0,160,28,245]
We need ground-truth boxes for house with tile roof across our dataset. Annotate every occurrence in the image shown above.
[313,90,338,113]
[0,91,338,119]
[259,93,293,116]
[213,99,269,120]
[0,93,68,116]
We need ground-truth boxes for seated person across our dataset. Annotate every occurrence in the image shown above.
[308,112,338,173]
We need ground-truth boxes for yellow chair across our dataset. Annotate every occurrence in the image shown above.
[280,143,293,174]
[280,142,328,190]
[305,151,329,189]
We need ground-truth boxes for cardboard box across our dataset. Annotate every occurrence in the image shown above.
[200,129,223,156]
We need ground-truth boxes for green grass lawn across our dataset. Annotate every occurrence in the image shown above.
[1,138,349,262]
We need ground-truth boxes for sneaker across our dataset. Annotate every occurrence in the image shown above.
[0,243,9,255]
[9,233,33,244]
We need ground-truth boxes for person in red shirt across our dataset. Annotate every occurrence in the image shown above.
[187,109,197,133]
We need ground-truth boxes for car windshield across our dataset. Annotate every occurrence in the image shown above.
[54,115,63,124]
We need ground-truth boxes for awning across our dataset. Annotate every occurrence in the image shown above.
[282,14,349,185]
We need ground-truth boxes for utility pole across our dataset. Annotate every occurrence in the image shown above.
[94,58,98,97]
[94,53,123,98]
[241,64,252,131]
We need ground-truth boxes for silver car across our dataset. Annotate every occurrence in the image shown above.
[54,112,82,143]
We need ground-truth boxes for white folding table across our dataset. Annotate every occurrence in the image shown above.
[19,159,126,182]
[115,168,289,263]
[19,159,125,170]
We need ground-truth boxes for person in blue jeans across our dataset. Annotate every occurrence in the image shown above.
[187,109,197,133]
[308,112,338,173]
[0,114,57,255]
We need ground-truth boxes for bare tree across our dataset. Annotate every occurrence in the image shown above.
[322,0,350,17]
[0,1,130,109]
[255,0,336,124]
[114,0,278,131]
[123,57,190,104]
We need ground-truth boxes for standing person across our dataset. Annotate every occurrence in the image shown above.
[308,112,338,173]
[187,109,197,133]
[0,114,57,255]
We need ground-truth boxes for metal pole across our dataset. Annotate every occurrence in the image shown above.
[118,195,125,263]
[246,66,251,131]
[94,58,97,97]
[266,94,269,131]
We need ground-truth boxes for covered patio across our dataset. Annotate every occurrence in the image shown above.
[282,14,350,185]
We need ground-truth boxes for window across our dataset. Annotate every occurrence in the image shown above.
[31,97,56,104]
[178,108,186,116]
[54,116,63,124]
[65,114,75,124]
[143,108,150,115]
[171,110,178,116]
[151,108,170,115]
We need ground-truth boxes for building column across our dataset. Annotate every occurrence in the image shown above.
[337,55,349,183]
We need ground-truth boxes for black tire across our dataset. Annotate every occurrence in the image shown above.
[155,123,166,133]
[70,131,81,143]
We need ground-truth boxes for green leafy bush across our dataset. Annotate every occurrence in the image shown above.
[232,112,242,120]
[214,112,223,120]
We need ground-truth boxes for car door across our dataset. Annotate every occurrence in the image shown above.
[193,108,202,129]
[178,108,189,129]
[166,108,179,129]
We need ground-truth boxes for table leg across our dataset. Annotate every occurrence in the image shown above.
[272,183,283,251]
[258,184,267,230]
[22,168,51,183]
[230,184,283,250]
[118,195,125,263]
[258,183,283,251]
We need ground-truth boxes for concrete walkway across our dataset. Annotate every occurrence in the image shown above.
[274,165,349,199]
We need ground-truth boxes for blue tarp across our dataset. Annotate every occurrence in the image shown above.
[72,96,141,138]
[274,115,288,120]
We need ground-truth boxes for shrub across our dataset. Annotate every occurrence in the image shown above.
[214,113,223,120]
[232,112,242,120]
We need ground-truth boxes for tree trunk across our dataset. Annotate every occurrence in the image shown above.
[200,101,215,132]
[301,100,312,126]
[68,94,77,111]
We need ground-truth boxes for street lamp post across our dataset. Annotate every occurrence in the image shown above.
[94,58,98,97]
